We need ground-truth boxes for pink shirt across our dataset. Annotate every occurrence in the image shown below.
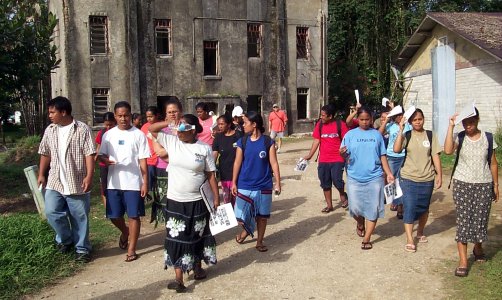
[198,117,214,146]
[269,110,288,132]
[312,120,348,163]
[156,127,172,169]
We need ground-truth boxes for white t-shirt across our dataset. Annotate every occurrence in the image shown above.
[158,133,216,202]
[99,126,150,191]
[57,121,74,195]
[453,131,497,183]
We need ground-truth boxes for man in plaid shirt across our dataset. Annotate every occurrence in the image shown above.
[38,96,96,263]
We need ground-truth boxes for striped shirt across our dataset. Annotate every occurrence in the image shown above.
[38,120,96,195]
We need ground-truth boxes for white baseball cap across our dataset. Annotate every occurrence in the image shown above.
[232,106,243,117]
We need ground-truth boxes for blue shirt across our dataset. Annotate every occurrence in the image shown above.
[386,122,412,157]
[236,135,274,190]
[341,128,387,183]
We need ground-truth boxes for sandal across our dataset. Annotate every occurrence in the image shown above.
[454,267,468,277]
[321,207,334,213]
[167,280,187,293]
[356,224,365,237]
[390,204,398,211]
[125,253,138,262]
[396,211,403,219]
[416,235,428,243]
[341,192,349,208]
[473,250,487,262]
[118,235,128,250]
[404,243,416,252]
[194,268,207,280]
[235,233,249,244]
[255,245,268,252]
[361,241,373,250]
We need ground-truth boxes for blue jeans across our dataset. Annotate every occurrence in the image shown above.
[44,189,91,254]
[387,156,405,206]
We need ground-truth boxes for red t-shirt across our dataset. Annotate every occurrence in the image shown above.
[140,122,158,166]
[95,129,107,167]
[312,120,348,163]
[269,110,288,132]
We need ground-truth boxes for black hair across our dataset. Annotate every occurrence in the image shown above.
[217,114,235,130]
[132,113,141,120]
[114,101,131,113]
[357,106,373,118]
[321,104,336,118]
[47,96,72,115]
[244,111,265,133]
[146,106,159,115]
[102,112,115,123]
[195,102,209,112]
[166,99,183,112]
[182,114,203,134]
[474,107,480,120]
[408,108,424,124]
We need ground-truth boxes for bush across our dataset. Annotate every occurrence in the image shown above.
[1,135,40,166]
[0,214,79,300]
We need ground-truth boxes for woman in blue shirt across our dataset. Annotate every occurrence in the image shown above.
[341,107,394,250]
[232,111,281,252]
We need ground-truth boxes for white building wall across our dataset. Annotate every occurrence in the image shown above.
[403,73,434,131]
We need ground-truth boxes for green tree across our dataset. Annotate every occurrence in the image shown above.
[0,0,59,136]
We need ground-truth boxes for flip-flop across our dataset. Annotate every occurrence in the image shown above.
[125,253,138,262]
[404,243,416,252]
[390,204,398,211]
[454,267,468,277]
[235,234,248,244]
[473,250,487,262]
[167,280,187,293]
[416,235,428,243]
[194,269,207,280]
[361,241,373,250]
[255,245,268,252]
[119,235,128,250]
[321,207,334,213]
[341,192,349,208]
[356,224,365,237]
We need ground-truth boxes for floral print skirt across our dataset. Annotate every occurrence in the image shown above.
[453,179,494,243]
[163,198,217,273]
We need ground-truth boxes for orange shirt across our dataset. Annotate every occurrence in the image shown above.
[269,109,288,132]
[140,122,158,166]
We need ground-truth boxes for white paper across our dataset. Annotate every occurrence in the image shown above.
[387,105,404,118]
[294,158,309,172]
[199,179,215,214]
[209,203,238,235]
[455,102,476,125]
[38,183,43,191]
[403,106,416,121]
[355,90,360,103]
[384,178,403,204]
[382,97,390,107]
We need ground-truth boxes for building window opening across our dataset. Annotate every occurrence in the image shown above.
[247,95,262,115]
[92,88,110,125]
[247,23,262,58]
[89,16,108,55]
[297,88,309,119]
[204,41,219,76]
[296,27,309,59]
[155,19,172,55]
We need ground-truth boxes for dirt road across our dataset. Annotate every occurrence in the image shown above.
[32,138,502,300]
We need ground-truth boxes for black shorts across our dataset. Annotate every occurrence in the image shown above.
[317,162,345,190]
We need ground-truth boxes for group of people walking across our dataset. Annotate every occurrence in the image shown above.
[37,95,498,294]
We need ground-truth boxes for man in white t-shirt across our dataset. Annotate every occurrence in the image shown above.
[98,101,150,262]
[38,97,96,263]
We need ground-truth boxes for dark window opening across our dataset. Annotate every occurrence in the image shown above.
[204,41,218,76]
[155,19,171,55]
[92,88,109,125]
[296,27,309,59]
[90,16,108,55]
[247,95,262,115]
[247,23,262,58]
[224,104,234,117]
[297,88,308,119]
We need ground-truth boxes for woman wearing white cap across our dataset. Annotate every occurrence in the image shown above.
[232,106,244,133]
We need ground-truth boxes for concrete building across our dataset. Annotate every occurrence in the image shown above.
[49,0,328,134]
[394,12,502,143]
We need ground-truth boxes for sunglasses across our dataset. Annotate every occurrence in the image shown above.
[177,123,196,132]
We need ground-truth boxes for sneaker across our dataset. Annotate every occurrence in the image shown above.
[75,252,91,263]
[56,243,73,254]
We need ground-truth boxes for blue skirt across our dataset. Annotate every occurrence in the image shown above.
[400,178,434,224]
[346,176,385,220]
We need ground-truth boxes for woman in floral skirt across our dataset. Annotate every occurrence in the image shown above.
[150,114,220,292]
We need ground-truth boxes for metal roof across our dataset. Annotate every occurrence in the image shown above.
[394,12,502,70]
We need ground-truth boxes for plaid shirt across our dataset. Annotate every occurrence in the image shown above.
[38,120,96,195]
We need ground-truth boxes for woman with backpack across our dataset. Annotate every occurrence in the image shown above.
[232,111,281,252]
[393,108,442,253]
[444,108,498,277]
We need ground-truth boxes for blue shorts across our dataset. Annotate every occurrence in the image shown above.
[106,189,145,218]
[317,162,345,190]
